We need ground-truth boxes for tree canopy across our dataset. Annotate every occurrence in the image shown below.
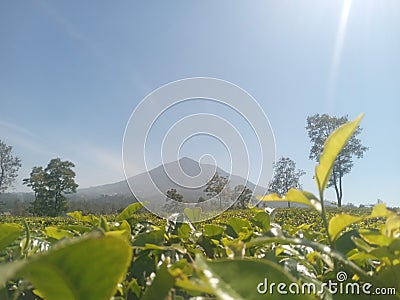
[23,158,78,216]
[0,140,21,193]
[163,188,184,213]
[204,172,229,209]
[232,184,253,209]
[306,114,368,206]
[268,157,305,207]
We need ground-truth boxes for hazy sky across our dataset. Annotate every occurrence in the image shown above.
[1,1,399,206]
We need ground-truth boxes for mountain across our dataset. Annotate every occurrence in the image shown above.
[77,157,267,203]
[1,157,305,209]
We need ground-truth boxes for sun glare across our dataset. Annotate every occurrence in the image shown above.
[326,0,353,112]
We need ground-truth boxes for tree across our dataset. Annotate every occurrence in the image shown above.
[306,114,368,206]
[163,188,184,213]
[0,140,21,193]
[268,157,305,208]
[232,185,253,209]
[204,172,229,209]
[23,158,78,216]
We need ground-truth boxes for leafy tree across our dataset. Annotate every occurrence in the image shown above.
[163,188,184,212]
[23,158,78,216]
[24,166,49,215]
[204,172,229,209]
[195,196,206,208]
[268,157,305,207]
[306,114,368,206]
[232,185,253,209]
[0,140,21,193]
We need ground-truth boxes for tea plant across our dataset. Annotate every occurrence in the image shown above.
[0,114,399,299]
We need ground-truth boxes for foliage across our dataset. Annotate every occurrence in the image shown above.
[204,172,229,209]
[0,140,21,193]
[268,157,305,207]
[306,114,368,206]
[163,188,184,213]
[231,184,253,209]
[23,158,78,216]
[0,114,399,299]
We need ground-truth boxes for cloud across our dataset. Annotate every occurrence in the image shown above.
[0,120,55,157]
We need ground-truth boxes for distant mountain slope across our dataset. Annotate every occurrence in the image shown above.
[78,157,267,203]
[0,158,316,209]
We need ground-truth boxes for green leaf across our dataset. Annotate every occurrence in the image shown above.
[385,216,400,238]
[203,224,225,237]
[184,207,202,223]
[195,255,311,300]
[252,212,271,231]
[0,260,25,286]
[106,219,132,241]
[175,277,215,295]
[0,233,132,300]
[142,261,176,300]
[116,202,143,221]
[177,223,192,240]
[329,214,362,241]
[351,236,375,253]
[99,216,110,232]
[377,265,400,290]
[132,229,165,246]
[359,229,394,247]
[389,239,400,251]
[228,217,252,235]
[44,226,73,240]
[285,189,321,212]
[334,230,360,254]
[369,203,397,218]
[315,114,364,195]
[0,223,23,252]
[258,189,321,212]
[257,192,282,202]
[60,225,91,234]
[347,251,377,262]
[66,211,99,224]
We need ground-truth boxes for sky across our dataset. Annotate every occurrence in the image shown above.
[0,0,399,206]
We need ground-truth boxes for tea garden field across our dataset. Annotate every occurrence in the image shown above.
[0,203,399,300]
[0,115,399,299]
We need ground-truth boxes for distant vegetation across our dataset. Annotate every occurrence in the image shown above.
[0,139,21,193]
[0,113,370,217]
[1,114,399,299]
[306,114,368,206]
[23,158,78,216]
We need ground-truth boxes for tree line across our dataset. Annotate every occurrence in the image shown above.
[162,113,368,210]
[0,113,368,216]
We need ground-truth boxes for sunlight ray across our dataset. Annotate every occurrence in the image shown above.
[326,0,353,112]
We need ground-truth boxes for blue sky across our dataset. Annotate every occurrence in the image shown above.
[0,1,399,206]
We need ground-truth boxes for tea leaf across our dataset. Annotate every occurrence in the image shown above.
[329,214,362,241]
[195,255,311,299]
[0,223,23,252]
[315,114,364,195]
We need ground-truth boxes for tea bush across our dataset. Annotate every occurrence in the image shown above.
[0,114,399,299]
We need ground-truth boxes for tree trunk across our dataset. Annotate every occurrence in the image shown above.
[338,171,343,207]
[332,171,341,207]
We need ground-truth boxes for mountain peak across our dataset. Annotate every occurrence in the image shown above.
[178,157,198,164]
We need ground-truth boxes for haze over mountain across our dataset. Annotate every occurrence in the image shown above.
[1,157,312,209]
[78,157,267,203]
